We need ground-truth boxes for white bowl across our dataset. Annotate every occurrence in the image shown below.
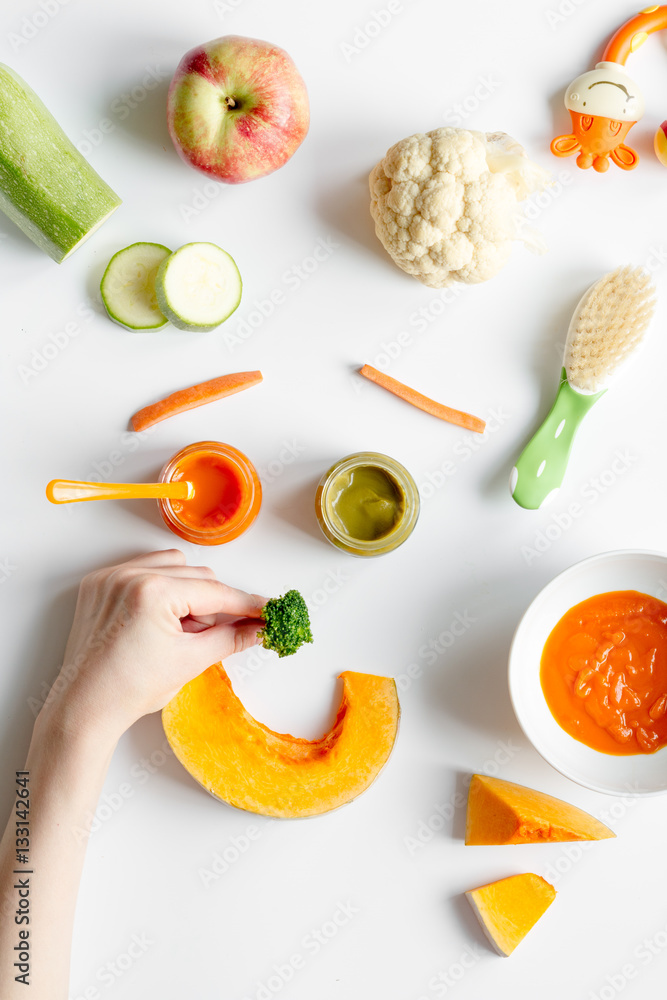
[509,549,667,796]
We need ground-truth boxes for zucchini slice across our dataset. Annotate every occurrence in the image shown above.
[101,243,171,331]
[155,242,242,332]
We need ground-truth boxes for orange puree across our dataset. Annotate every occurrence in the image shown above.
[541,591,667,755]
[159,441,261,546]
[172,453,243,529]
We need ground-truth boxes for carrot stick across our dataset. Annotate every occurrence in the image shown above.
[359,364,485,434]
[131,371,263,432]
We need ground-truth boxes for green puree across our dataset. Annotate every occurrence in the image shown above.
[329,465,405,541]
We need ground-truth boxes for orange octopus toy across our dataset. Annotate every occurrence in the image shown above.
[551,5,667,172]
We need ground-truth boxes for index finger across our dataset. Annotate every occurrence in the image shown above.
[117,549,186,569]
[168,578,267,621]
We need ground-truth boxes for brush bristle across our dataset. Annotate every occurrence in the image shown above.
[565,266,656,393]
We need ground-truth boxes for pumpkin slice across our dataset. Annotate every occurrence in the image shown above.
[162,664,400,818]
[465,774,615,845]
[465,874,556,956]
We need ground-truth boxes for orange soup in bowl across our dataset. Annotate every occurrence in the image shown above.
[541,590,667,755]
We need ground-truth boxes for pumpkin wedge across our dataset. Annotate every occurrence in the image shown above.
[465,774,615,844]
[163,664,400,818]
[466,874,556,956]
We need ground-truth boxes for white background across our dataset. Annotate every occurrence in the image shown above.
[2,0,667,997]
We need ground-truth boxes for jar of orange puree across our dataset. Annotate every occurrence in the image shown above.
[158,441,261,545]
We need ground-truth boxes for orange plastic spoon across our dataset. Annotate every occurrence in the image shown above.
[46,479,194,504]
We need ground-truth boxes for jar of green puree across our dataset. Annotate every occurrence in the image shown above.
[315,452,420,556]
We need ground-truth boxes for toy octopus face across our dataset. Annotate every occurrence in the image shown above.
[553,111,638,171]
[577,114,625,141]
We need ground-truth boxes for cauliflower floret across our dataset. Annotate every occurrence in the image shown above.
[369,127,550,288]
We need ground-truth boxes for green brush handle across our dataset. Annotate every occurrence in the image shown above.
[511,369,606,510]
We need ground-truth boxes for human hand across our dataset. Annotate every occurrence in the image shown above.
[44,550,266,746]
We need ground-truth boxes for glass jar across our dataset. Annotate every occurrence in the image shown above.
[315,452,419,557]
[158,441,262,545]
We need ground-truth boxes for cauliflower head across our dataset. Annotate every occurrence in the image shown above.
[369,127,550,288]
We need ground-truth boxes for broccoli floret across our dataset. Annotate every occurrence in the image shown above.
[258,590,313,658]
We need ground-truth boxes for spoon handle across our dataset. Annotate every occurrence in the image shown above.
[46,480,193,504]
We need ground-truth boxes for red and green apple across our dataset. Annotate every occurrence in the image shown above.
[167,35,309,184]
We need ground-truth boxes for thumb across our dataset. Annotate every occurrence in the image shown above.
[192,617,264,663]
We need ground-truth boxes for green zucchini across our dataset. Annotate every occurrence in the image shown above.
[0,64,121,263]
[155,242,243,332]
[101,243,171,331]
